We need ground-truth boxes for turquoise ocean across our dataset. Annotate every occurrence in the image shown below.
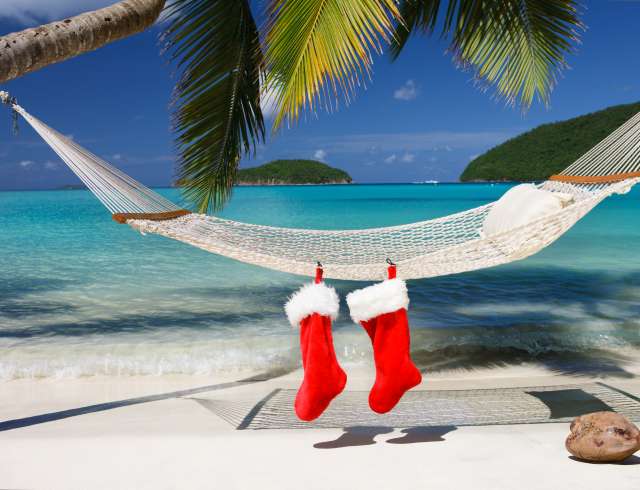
[1,184,639,380]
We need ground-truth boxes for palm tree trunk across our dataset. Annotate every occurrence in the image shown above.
[0,0,165,84]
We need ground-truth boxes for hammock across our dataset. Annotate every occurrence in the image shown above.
[3,91,639,281]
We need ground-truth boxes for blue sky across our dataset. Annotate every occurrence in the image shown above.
[1,1,640,190]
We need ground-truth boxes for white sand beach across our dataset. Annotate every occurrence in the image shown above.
[2,363,640,490]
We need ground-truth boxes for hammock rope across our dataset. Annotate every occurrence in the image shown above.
[11,103,182,216]
[2,91,638,281]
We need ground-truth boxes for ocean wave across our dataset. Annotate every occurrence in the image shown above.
[2,323,638,380]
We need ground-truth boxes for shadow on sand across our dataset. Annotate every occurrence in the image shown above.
[0,369,291,433]
[386,425,458,444]
[314,425,457,449]
[411,345,639,379]
[569,455,640,466]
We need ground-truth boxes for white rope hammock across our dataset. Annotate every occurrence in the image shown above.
[3,91,638,281]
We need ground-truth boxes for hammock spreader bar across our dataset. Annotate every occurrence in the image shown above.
[112,210,192,224]
[2,91,639,280]
[549,171,640,184]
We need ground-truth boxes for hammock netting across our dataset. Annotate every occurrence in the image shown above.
[3,91,639,281]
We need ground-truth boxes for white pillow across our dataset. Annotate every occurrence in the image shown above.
[482,184,574,238]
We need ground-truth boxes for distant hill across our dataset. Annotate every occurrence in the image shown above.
[461,101,640,182]
[236,159,352,185]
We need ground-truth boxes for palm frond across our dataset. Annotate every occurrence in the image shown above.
[390,0,442,59]
[392,0,583,109]
[164,0,265,213]
[450,0,583,108]
[265,0,401,129]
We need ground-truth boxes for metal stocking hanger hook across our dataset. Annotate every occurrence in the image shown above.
[386,258,397,279]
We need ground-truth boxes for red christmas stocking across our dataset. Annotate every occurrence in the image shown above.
[347,265,422,414]
[285,267,346,421]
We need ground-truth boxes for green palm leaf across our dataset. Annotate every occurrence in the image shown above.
[164,0,265,213]
[392,0,583,108]
[265,0,401,129]
[390,0,442,58]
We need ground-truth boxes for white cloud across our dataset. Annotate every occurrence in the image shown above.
[393,80,419,101]
[307,130,512,153]
[469,154,480,161]
[401,153,415,163]
[16,159,62,170]
[0,0,115,25]
[384,154,397,164]
[431,145,453,152]
[313,149,327,161]
[261,84,279,119]
[106,154,174,166]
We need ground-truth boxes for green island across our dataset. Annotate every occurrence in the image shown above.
[236,159,352,185]
[461,101,640,182]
